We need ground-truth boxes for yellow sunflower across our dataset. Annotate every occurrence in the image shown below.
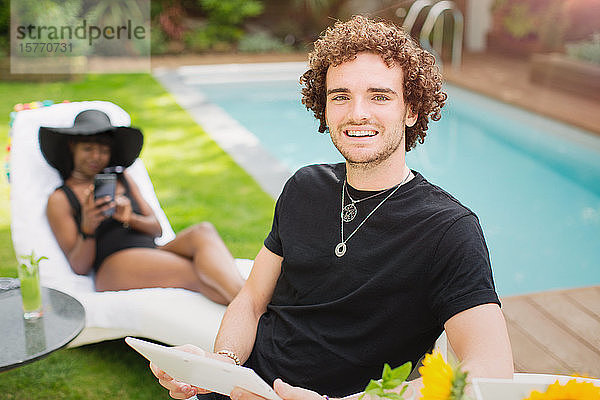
[418,350,467,400]
[522,379,600,400]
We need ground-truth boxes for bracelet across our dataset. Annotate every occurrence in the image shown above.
[81,231,95,239]
[215,350,241,365]
[122,221,129,229]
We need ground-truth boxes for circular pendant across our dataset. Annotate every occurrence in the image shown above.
[342,203,357,222]
[335,242,347,257]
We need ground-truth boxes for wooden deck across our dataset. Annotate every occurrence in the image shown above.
[443,52,600,136]
[501,286,600,378]
[444,54,600,378]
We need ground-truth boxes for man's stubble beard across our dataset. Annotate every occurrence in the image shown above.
[330,122,406,171]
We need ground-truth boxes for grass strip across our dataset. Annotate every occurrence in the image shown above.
[0,73,275,398]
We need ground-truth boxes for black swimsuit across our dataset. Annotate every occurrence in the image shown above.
[59,174,156,272]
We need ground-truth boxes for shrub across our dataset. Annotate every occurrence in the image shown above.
[184,24,238,52]
[184,0,263,52]
[200,0,263,28]
[491,0,600,52]
[566,33,600,65]
[237,31,291,53]
[0,0,8,57]
[150,25,170,55]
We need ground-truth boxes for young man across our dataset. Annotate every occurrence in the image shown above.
[151,15,513,400]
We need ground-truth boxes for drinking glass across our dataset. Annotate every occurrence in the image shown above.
[17,261,43,320]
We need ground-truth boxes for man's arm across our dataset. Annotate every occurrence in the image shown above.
[444,303,514,378]
[150,245,283,399]
[213,245,283,362]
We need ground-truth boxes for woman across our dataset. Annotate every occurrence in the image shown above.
[40,109,244,305]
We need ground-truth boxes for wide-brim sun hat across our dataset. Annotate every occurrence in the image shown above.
[39,109,143,179]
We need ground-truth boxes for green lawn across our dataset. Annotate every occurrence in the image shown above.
[0,74,275,398]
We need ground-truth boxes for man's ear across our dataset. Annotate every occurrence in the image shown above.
[405,105,418,127]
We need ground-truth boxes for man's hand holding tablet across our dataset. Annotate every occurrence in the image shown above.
[127,337,286,400]
[147,343,214,399]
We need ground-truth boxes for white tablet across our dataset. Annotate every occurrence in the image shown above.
[125,337,282,400]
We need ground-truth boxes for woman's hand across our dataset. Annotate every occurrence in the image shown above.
[80,185,111,236]
[149,344,237,399]
[112,194,133,226]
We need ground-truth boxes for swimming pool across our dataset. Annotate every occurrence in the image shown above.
[167,63,600,297]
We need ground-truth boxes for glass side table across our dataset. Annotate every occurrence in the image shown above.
[0,278,85,371]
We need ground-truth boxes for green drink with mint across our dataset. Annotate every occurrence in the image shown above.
[17,251,47,320]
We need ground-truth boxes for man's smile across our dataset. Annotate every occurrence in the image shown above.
[344,129,379,137]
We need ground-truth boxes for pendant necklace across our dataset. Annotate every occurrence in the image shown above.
[335,169,412,257]
[341,184,392,223]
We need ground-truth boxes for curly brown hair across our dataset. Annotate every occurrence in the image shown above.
[300,15,447,151]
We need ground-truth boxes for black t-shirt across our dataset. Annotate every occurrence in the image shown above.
[245,163,499,397]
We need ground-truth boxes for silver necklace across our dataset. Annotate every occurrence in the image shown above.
[342,183,393,222]
[335,170,412,257]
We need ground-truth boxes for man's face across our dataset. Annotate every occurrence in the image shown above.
[325,52,417,169]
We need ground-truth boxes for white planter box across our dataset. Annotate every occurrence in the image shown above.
[472,373,600,400]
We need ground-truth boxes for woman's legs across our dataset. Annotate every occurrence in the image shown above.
[94,222,245,304]
[94,248,229,304]
[159,222,245,303]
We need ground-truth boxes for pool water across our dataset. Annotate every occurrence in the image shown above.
[194,79,600,296]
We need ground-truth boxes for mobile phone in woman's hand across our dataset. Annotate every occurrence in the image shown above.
[94,173,117,216]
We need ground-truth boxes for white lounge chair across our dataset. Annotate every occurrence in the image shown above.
[9,100,252,350]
